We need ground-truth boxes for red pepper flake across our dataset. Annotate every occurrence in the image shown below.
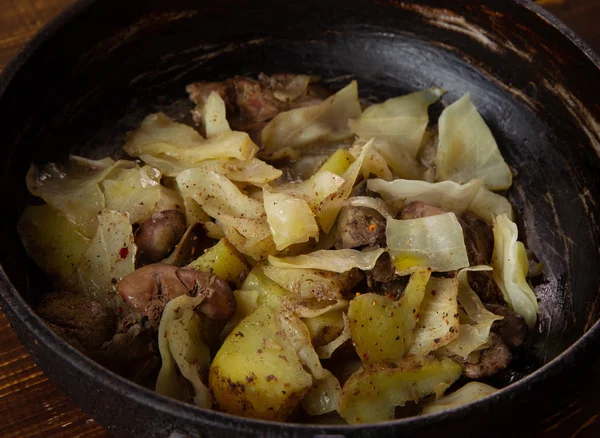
[368,223,377,232]
[164,332,168,338]
[119,247,129,259]
[362,353,368,359]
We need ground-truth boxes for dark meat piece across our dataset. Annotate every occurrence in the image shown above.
[468,271,505,304]
[186,81,234,113]
[37,291,116,352]
[378,278,408,301]
[135,210,187,267]
[187,74,326,142]
[463,333,513,379]
[118,264,235,323]
[400,201,447,220]
[366,251,396,285]
[485,304,528,349]
[161,223,214,267]
[335,207,386,249]
[233,77,281,122]
[99,307,160,383]
[459,212,493,265]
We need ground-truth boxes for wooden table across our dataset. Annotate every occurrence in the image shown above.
[1,0,600,436]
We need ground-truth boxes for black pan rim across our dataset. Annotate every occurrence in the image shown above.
[1,0,599,433]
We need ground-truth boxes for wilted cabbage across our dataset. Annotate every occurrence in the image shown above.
[492,214,539,327]
[350,87,444,158]
[386,212,470,274]
[261,81,361,157]
[435,94,513,190]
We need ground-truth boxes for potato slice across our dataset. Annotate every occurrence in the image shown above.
[209,306,312,421]
[338,355,462,424]
[189,238,249,287]
[348,269,431,362]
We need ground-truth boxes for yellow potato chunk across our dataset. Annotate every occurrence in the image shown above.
[209,306,312,421]
[348,269,431,362]
[338,355,462,424]
[189,238,249,287]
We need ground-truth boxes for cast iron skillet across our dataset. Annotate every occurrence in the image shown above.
[1,0,600,436]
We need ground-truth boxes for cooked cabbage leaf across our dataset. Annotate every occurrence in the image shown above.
[435,93,512,190]
[263,189,319,250]
[408,277,459,355]
[176,169,274,259]
[338,355,462,424]
[102,165,162,224]
[18,204,90,282]
[349,269,431,362]
[350,87,444,158]
[372,138,428,181]
[261,81,361,156]
[124,113,258,163]
[468,186,515,223]
[441,266,503,359]
[386,212,470,274]
[156,295,212,408]
[422,381,497,414]
[200,91,231,138]
[367,178,483,212]
[316,139,374,233]
[274,169,345,213]
[343,196,396,221]
[268,248,386,273]
[26,156,132,237]
[492,214,539,327]
[262,265,357,301]
[314,313,351,359]
[66,209,136,305]
[140,153,282,183]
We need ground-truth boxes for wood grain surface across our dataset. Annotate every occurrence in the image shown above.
[1,0,600,437]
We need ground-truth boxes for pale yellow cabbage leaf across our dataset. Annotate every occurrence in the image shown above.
[386,212,470,274]
[124,113,258,163]
[441,266,503,359]
[492,214,539,327]
[409,277,459,355]
[350,87,445,158]
[268,248,386,273]
[435,93,512,190]
[263,189,319,250]
[66,209,136,305]
[261,81,361,155]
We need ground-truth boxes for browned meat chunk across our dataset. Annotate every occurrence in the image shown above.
[118,264,235,323]
[187,74,326,142]
[335,207,386,249]
[463,334,513,379]
[485,304,528,349]
[400,201,447,219]
[37,291,116,352]
[135,210,187,267]
[366,251,395,284]
[459,212,493,265]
